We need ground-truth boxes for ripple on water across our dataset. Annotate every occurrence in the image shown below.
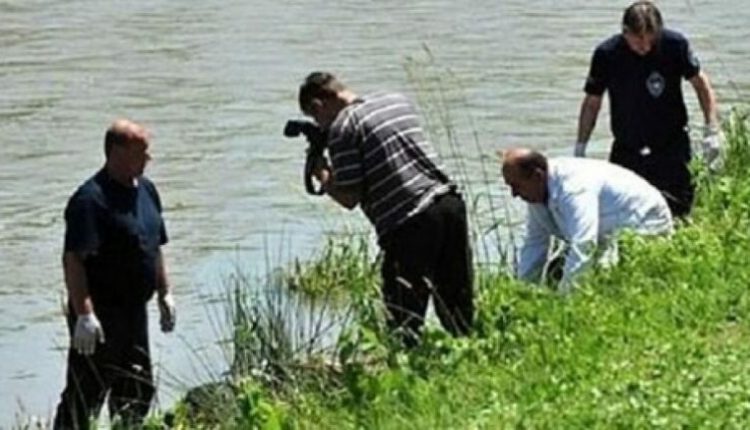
[12,370,37,380]
[1,0,748,426]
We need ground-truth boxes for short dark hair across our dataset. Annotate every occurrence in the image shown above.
[515,151,548,178]
[298,72,346,114]
[104,127,125,157]
[622,1,663,34]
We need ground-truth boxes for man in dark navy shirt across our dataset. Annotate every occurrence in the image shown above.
[54,119,176,429]
[575,1,721,217]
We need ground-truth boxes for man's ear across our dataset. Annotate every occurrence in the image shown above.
[308,98,324,114]
[533,167,546,181]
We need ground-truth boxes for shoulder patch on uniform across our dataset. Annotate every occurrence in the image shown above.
[687,46,700,69]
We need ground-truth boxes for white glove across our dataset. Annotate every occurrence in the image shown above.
[158,292,176,333]
[574,142,587,157]
[73,313,105,356]
[702,125,722,168]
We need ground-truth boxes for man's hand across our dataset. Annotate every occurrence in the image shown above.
[574,142,587,157]
[702,125,723,169]
[310,155,361,209]
[158,292,176,333]
[311,156,332,186]
[73,313,105,356]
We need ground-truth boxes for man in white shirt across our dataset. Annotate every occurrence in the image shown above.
[501,148,673,292]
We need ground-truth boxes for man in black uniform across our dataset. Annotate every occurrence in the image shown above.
[54,119,176,429]
[575,1,720,217]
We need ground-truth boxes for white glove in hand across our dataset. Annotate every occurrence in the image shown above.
[158,292,176,333]
[574,142,587,157]
[73,313,105,356]
[702,126,722,168]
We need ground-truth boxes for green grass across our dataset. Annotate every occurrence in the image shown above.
[159,101,750,429]
[284,232,379,299]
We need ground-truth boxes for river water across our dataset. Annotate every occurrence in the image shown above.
[1,0,747,425]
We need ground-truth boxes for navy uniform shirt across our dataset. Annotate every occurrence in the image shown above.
[63,169,168,306]
[584,29,701,158]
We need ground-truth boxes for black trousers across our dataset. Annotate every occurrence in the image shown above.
[54,303,154,429]
[379,192,474,346]
[610,137,695,218]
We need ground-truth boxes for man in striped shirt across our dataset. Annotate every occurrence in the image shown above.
[298,72,473,346]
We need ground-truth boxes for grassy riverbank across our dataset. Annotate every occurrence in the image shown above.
[155,109,750,429]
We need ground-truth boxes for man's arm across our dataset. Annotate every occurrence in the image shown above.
[314,162,362,210]
[63,251,93,316]
[63,250,106,355]
[689,71,719,128]
[575,94,603,156]
[156,248,176,332]
[554,189,600,292]
[156,249,170,297]
[689,71,722,166]
[517,207,552,283]
[62,192,108,354]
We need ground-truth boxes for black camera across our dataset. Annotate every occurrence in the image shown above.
[283,120,327,195]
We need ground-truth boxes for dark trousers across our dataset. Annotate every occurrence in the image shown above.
[610,137,695,218]
[54,304,154,429]
[379,192,474,346]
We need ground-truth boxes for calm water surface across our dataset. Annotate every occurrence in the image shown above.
[1,0,748,425]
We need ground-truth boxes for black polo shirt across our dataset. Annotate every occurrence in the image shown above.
[64,168,168,306]
[584,29,701,157]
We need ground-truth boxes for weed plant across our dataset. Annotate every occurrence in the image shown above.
[165,64,750,427]
[285,232,379,299]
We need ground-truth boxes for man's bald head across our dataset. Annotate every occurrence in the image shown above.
[500,148,549,204]
[501,148,548,178]
[103,119,152,185]
[104,119,150,158]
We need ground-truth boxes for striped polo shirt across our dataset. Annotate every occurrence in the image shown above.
[327,92,453,239]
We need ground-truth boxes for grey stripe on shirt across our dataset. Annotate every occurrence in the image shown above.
[328,92,453,237]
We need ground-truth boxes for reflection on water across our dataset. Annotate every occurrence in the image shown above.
[1,0,748,424]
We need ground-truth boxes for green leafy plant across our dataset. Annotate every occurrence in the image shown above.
[162,88,750,429]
